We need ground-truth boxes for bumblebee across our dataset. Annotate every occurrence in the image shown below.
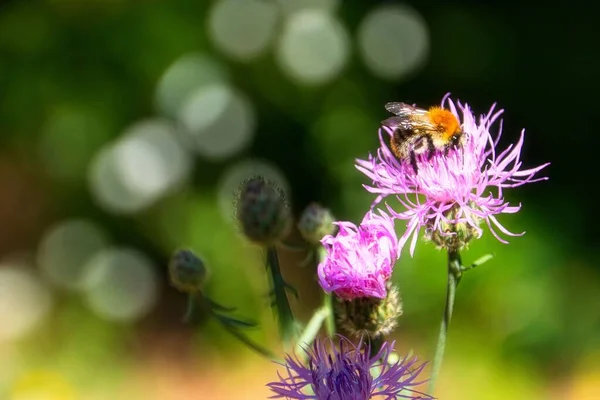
[381,102,464,173]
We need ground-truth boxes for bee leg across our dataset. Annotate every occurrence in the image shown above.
[409,151,419,174]
[426,136,436,157]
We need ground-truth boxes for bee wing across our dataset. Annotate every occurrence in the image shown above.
[381,116,413,131]
[381,116,438,132]
[385,102,428,117]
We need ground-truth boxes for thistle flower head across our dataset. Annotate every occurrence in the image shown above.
[317,210,398,300]
[298,202,336,245]
[235,176,292,246]
[335,282,403,339]
[168,249,207,293]
[267,336,432,400]
[356,94,550,255]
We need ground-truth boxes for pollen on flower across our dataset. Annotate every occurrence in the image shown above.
[428,106,460,140]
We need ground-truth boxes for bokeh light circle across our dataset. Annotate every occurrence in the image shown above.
[88,119,191,215]
[0,266,52,342]
[208,0,278,61]
[217,158,290,222]
[178,83,255,160]
[358,4,429,80]
[276,10,350,85]
[37,219,108,290]
[82,248,159,322]
[277,0,340,15]
[155,53,228,118]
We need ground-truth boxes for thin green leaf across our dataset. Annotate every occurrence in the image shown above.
[204,297,238,313]
[266,246,297,350]
[213,312,258,329]
[220,321,278,360]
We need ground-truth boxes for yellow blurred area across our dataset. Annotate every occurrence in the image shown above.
[10,371,77,400]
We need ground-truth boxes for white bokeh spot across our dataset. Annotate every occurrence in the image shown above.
[208,0,279,61]
[0,266,52,342]
[178,83,255,160]
[82,248,159,322]
[276,10,350,85]
[358,4,430,80]
[88,119,191,215]
[37,219,108,291]
[155,53,228,118]
[277,0,340,15]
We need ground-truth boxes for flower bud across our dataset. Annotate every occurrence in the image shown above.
[169,249,207,293]
[297,202,336,245]
[424,203,481,252]
[235,176,291,246]
[335,283,402,339]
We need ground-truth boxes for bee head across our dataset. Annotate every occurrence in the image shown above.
[450,131,464,147]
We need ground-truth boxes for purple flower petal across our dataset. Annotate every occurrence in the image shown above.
[267,336,432,399]
[317,210,399,300]
[356,94,549,254]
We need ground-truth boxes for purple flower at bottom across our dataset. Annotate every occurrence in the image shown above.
[356,94,550,255]
[267,336,431,400]
[317,210,398,300]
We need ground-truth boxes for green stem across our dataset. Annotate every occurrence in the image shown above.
[295,306,330,358]
[369,335,384,359]
[295,293,336,361]
[294,246,336,359]
[319,246,336,337]
[182,293,197,323]
[428,250,463,394]
[323,293,335,337]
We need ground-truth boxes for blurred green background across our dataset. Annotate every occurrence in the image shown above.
[0,0,598,399]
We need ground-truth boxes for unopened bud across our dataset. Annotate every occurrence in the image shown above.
[335,283,402,339]
[235,176,291,246]
[297,202,336,245]
[169,249,207,293]
[424,203,481,252]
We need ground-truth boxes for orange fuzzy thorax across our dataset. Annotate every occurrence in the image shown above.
[428,106,461,140]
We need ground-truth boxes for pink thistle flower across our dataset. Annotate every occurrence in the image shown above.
[317,210,398,300]
[356,94,550,256]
